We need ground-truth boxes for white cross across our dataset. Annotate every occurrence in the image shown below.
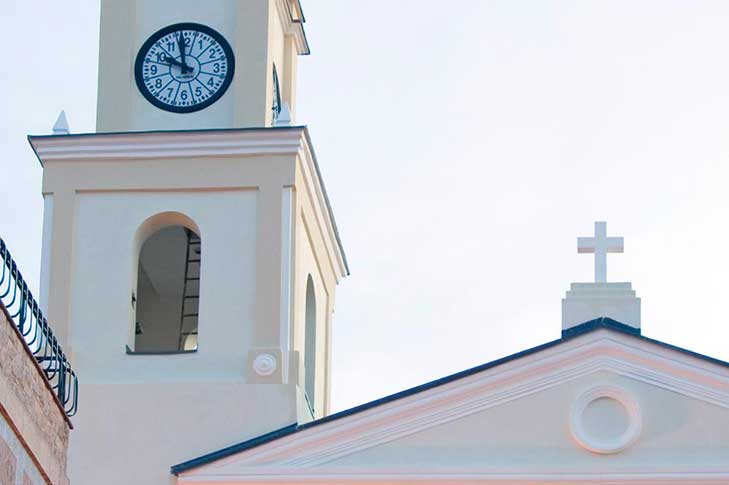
[577,221,624,283]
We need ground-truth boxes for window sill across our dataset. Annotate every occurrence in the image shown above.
[125,345,198,355]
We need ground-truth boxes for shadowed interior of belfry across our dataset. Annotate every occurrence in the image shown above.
[134,226,200,353]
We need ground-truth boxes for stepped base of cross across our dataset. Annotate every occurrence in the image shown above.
[562,282,641,332]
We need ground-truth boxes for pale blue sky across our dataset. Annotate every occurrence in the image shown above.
[3,1,729,411]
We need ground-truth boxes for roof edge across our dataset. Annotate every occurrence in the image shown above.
[301,128,350,276]
[562,317,641,339]
[171,424,298,475]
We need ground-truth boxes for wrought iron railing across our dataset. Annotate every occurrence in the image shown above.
[0,236,78,417]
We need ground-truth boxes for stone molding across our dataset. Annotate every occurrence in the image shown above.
[178,471,729,483]
[29,128,306,162]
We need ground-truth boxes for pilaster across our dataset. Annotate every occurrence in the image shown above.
[43,189,76,352]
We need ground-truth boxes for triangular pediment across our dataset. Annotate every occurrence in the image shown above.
[177,322,729,483]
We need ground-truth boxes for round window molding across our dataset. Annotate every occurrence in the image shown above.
[569,385,642,455]
[253,353,278,377]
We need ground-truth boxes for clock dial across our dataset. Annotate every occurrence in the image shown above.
[135,23,235,113]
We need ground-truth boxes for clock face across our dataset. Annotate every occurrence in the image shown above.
[134,23,235,113]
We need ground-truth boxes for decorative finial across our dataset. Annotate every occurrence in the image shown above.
[52,110,70,135]
[275,102,292,127]
[577,221,624,283]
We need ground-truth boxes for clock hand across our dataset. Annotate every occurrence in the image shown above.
[165,55,193,74]
[165,56,185,68]
[177,33,190,72]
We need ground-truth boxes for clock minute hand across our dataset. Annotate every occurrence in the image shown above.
[177,32,193,74]
[177,32,187,67]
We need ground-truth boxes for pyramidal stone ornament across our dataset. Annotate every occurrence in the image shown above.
[562,221,641,332]
[275,102,292,127]
[52,110,70,135]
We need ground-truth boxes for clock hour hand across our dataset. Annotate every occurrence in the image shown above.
[165,55,192,74]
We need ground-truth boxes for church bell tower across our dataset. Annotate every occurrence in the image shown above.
[28,2,348,484]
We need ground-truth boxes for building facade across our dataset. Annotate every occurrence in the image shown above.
[5,1,729,484]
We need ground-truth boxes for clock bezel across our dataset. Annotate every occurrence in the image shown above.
[134,22,236,114]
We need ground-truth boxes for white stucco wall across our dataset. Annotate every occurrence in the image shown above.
[69,382,299,485]
[71,190,257,381]
[67,189,307,485]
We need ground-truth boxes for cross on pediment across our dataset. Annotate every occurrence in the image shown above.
[577,221,624,283]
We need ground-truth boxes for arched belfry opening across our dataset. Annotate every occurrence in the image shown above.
[304,275,317,411]
[132,214,201,353]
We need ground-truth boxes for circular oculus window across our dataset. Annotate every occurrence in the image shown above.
[569,385,642,454]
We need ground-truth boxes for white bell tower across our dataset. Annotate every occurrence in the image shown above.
[30,2,348,485]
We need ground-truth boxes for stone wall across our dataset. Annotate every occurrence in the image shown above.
[0,305,70,485]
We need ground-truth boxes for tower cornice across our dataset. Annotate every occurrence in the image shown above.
[29,127,309,162]
[275,0,310,55]
[28,126,349,279]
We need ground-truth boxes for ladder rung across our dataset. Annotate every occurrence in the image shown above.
[183,295,199,299]
[182,314,199,318]
[186,277,200,281]
[187,259,201,263]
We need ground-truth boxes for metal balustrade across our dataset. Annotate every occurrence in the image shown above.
[0,236,78,417]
